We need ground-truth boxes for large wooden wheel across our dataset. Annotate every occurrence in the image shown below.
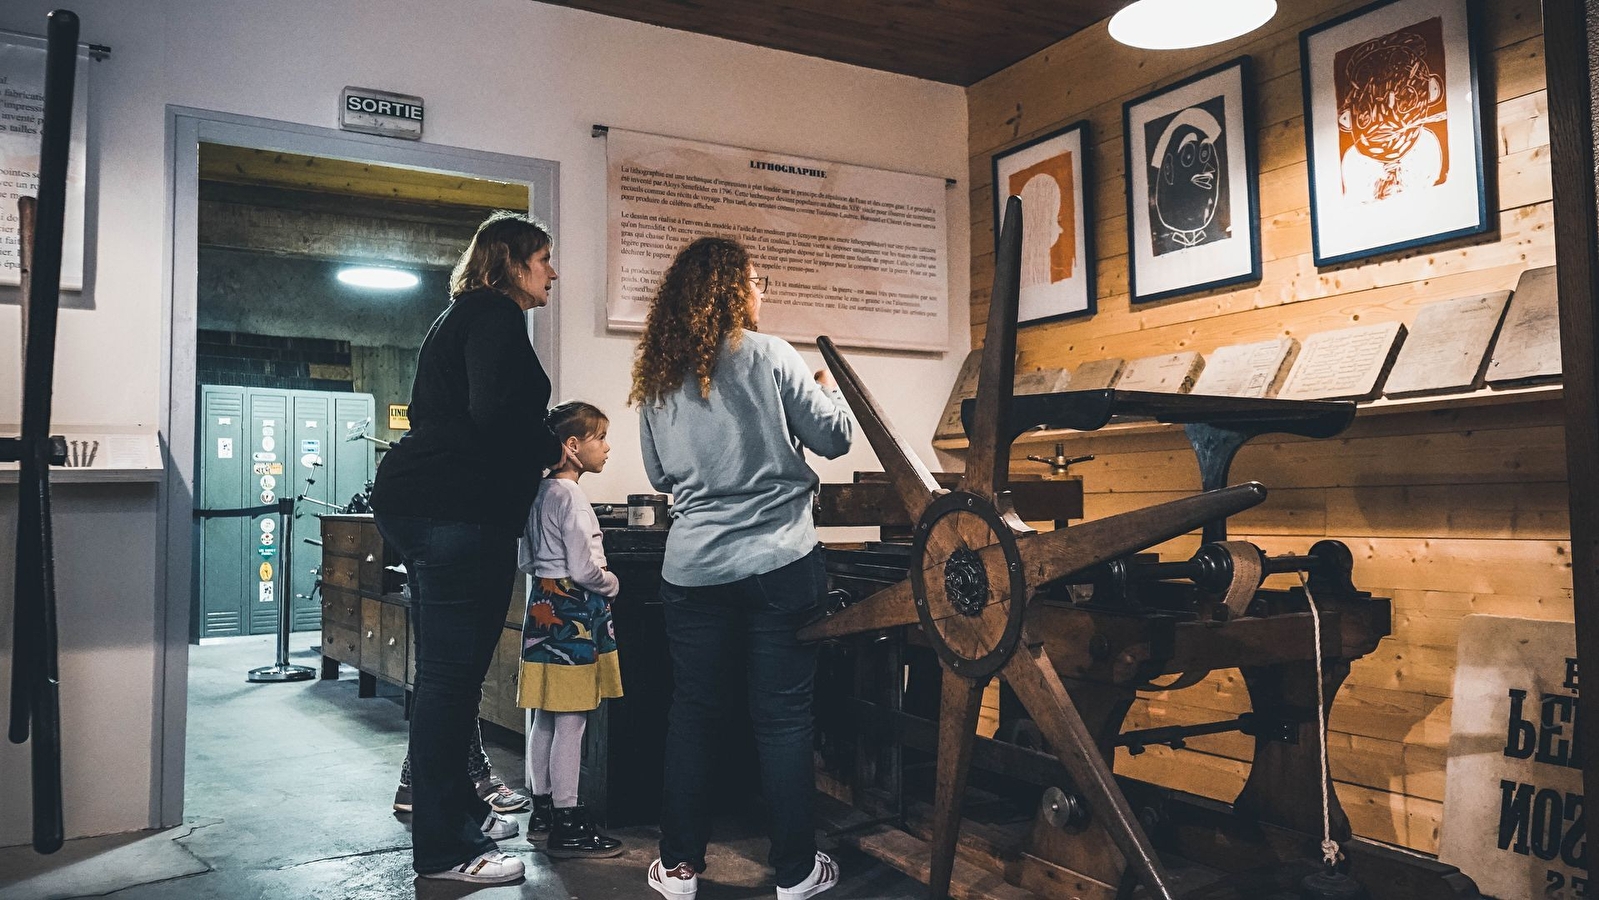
[798,196,1268,900]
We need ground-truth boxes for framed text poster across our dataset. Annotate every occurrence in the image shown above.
[0,34,89,290]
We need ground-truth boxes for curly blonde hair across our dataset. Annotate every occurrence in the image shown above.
[629,237,757,406]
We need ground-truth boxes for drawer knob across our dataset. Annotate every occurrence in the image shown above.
[366,630,374,638]
[366,553,376,562]
[388,637,396,646]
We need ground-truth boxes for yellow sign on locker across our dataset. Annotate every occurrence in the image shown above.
[259,562,273,582]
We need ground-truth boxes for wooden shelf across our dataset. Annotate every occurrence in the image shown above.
[0,467,165,484]
[931,383,1564,451]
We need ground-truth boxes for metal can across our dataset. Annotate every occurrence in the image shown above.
[626,493,669,529]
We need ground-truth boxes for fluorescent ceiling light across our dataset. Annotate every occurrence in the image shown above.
[1109,0,1277,50]
[337,266,420,289]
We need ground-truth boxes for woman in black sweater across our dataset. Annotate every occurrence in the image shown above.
[370,212,563,884]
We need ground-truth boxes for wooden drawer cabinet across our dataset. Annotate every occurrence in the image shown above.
[360,596,382,671]
[321,554,363,592]
[321,584,361,630]
[322,517,381,559]
[322,622,361,669]
[379,601,407,684]
[320,513,527,733]
[480,628,523,731]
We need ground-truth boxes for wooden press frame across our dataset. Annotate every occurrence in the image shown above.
[1543,0,1599,836]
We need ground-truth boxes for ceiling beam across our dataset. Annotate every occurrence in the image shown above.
[198,197,470,267]
[199,143,531,210]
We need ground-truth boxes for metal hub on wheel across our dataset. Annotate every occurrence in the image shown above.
[944,547,990,616]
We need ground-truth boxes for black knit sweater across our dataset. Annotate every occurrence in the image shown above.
[370,288,562,533]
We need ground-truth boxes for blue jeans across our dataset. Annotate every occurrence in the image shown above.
[658,546,824,888]
[375,514,517,874]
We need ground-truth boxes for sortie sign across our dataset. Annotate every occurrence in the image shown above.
[339,86,424,140]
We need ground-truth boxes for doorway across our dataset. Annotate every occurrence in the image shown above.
[157,108,559,827]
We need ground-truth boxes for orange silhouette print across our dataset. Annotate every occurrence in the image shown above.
[1008,153,1076,287]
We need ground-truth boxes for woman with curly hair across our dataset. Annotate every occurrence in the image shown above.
[634,236,853,900]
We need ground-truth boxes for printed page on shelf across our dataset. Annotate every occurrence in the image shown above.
[1067,357,1124,391]
[1277,321,1406,401]
[1191,338,1298,398]
[933,348,984,441]
[1383,292,1510,397]
[1115,351,1205,394]
[1487,266,1562,387]
[1014,367,1071,395]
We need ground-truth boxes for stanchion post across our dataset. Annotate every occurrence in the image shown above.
[247,497,314,683]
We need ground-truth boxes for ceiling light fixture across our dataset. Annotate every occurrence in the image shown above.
[336,266,420,290]
[1109,0,1277,50]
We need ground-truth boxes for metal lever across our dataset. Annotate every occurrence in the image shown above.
[1025,443,1094,477]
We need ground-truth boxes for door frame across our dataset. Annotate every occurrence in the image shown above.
[155,106,560,827]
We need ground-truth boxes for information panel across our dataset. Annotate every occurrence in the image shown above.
[0,35,89,290]
[1440,615,1585,900]
[606,128,948,352]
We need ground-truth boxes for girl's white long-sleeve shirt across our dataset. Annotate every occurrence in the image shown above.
[517,478,619,597]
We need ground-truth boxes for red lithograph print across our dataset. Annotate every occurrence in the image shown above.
[1333,16,1449,202]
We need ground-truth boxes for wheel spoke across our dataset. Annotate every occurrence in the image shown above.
[928,672,985,900]
[1001,638,1177,900]
[1005,483,1268,588]
[961,195,1023,503]
[819,336,943,522]
[797,578,919,640]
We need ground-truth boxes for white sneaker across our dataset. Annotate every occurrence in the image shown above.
[776,852,838,900]
[648,858,699,898]
[419,849,525,884]
[480,810,519,840]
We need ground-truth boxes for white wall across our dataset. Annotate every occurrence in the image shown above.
[0,0,968,844]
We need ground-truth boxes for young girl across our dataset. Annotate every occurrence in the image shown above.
[517,401,624,858]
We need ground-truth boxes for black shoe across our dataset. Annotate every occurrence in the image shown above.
[526,794,555,845]
[544,805,624,859]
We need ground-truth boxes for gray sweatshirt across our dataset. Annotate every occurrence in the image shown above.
[639,331,855,587]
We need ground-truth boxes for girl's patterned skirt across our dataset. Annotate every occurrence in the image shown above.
[517,576,623,713]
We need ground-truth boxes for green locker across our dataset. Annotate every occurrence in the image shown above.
[196,386,248,639]
[195,385,376,639]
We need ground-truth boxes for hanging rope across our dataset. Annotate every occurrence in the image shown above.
[1298,571,1343,870]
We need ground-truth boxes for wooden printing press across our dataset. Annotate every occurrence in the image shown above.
[798,196,1479,900]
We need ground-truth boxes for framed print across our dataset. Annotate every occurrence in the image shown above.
[1300,0,1488,266]
[1123,57,1261,304]
[991,120,1096,324]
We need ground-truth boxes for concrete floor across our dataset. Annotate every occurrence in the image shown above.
[0,634,926,900]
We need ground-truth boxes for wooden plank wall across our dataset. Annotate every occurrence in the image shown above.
[965,0,1563,854]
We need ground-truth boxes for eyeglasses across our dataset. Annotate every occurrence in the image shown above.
[749,275,769,293]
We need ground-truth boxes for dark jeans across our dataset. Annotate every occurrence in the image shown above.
[375,513,516,874]
[658,546,825,889]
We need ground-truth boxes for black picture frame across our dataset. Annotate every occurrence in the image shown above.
[989,119,1097,325]
[1122,56,1262,305]
[1299,0,1489,267]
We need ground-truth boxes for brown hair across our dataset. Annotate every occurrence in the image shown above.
[629,237,757,406]
[449,211,552,299]
[547,401,608,444]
